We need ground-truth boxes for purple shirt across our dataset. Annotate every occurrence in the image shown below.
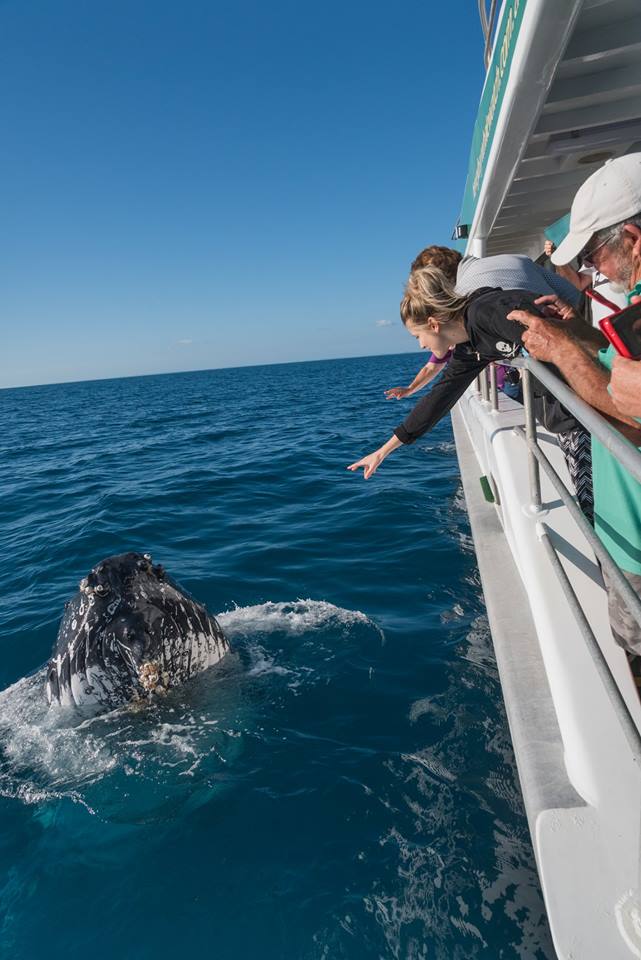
[427,349,453,365]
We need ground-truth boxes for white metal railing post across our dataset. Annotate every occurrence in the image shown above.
[521,367,542,511]
[480,366,490,403]
[489,363,498,411]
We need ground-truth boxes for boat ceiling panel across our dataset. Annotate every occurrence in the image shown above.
[484,0,641,257]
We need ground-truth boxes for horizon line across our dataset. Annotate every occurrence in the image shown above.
[1,348,420,393]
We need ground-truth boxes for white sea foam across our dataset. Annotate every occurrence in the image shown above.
[0,672,118,801]
[0,598,381,815]
[217,598,381,639]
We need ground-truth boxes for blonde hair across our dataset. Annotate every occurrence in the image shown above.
[400,265,470,326]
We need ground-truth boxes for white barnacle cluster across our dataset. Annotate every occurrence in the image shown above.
[138,660,166,696]
[81,576,109,597]
[79,578,97,607]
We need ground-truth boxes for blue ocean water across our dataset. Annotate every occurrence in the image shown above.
[0,355,553,960]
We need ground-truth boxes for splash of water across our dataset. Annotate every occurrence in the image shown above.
[0,599,382,823]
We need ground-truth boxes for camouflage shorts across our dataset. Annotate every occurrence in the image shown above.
[601,566,641,657]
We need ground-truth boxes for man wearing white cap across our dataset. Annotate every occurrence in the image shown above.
[550,154,641,279]
[508,152,641,657]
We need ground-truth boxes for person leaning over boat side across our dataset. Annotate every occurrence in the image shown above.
[347,267,603,494]
[456,250,581,306]
[384,246,461,400]
[455,249,596,504]
[351,257,596,521]
[391,244,580,404]
[455,248,584,404]
[508,152,641,657]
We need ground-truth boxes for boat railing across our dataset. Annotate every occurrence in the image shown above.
[478,0,499,70]
[475,358,641,765]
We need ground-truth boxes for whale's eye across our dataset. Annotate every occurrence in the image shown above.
[95,583,110,596]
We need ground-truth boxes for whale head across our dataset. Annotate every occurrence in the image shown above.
[45,552,228,712]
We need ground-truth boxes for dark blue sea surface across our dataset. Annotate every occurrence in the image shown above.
[0,355,553,959]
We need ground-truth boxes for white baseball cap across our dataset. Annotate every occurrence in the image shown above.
[551,152,641,265]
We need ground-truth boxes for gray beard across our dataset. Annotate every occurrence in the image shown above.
[612,249,634,290]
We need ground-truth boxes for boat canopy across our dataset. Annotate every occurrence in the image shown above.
[457,0,641,259]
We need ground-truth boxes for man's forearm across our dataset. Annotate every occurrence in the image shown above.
[611,355,641,419]
[569,321,607,356]
[551,338,641,433]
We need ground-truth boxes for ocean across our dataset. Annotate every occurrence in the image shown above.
[0,354,554,959]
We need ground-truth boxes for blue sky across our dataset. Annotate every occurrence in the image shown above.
[1,0,485,388]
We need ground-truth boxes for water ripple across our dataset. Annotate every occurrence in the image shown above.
[0,357,552,960]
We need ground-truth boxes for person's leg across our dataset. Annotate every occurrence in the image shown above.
[601,565,641,657]
[556,426,594,523]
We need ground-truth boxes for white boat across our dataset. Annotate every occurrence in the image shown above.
[453,2,641,957]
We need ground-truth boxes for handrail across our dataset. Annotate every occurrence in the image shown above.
[472,357,641,747]
[538,522,641,767]
[512,356,641,486]
[477,358,641,486]
[478,0,499,70]
[514,424,641,629]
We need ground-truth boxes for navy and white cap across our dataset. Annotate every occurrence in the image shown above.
[552,153,641,265]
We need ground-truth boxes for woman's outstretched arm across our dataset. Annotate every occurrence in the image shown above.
[347,435,403,479]
[384,354,449,400]
[349,354,487,479]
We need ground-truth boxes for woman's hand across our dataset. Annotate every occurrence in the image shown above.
[384,386,410,399]
[347,435,403,479]
[544,240,555,258]
[347,451,383,479]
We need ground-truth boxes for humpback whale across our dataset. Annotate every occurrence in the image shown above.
[45,552,229,711]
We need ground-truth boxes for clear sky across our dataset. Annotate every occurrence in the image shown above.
[1,0,486,388]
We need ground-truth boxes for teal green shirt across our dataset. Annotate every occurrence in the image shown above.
[592,344,641,574]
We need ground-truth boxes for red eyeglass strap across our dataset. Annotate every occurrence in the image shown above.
[586,288,622,314]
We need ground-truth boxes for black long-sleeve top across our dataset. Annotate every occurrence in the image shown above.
[394,287,566,445]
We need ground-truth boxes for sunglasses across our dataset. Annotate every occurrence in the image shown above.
[580,229,619,268]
